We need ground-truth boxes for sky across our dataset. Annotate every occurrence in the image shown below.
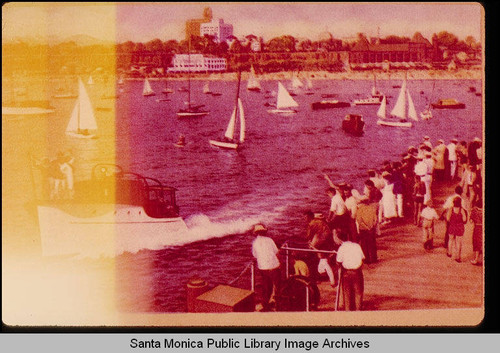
[2,2,484,44]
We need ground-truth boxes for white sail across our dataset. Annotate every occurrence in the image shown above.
[118,75,124,85]
[306,78,313,90]
[277,82,299,109]
[87,76,94,85]
[407,90,418,121]
[66,78,97,133]
[142,78,154,95]
[376,95,387,119]
[292,76,304,89]
[238,98,245,143]
[203,82,211,94]
[224,107,237,140]
[390,79,407,120]
[247,66,261,90]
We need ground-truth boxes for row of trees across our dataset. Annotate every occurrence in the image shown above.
[115,30,479,56]
[3,30,480,75]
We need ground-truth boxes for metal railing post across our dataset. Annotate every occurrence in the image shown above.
[305,285,310,312]
[285,244,289,279]
[251,262,255,292]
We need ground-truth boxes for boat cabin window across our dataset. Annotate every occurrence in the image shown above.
[144,186,179,218]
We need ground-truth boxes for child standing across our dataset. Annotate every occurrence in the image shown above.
[420,200,439,250]
[413,175,427,226]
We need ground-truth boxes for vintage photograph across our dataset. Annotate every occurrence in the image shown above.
[2,2,484,327]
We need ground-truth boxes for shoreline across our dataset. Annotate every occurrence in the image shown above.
[140,69,483,81]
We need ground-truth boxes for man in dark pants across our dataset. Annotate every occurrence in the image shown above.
[336,240,365,311]
[251,224,281,311]
[355,198,379,263]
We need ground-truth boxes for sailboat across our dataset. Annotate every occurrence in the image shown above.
[247,65,261,92]
[420,81,434,120]
[65,77,98,139]
[87,76,94,85]
[377,77,417,128]
[305,78,314,95]
[353,73,383,105]
[267,82,299,114]
[203,82,212,94]
[142,77,156,96]
[291,76,304,90]
[118,75,124,85]
[161,78,174,94]
[177,40,209,118]
[371,73,383,99]
[209,73,245,150]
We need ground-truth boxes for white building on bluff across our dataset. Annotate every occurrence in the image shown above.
[168,54,227,73]
[200,19,233,43]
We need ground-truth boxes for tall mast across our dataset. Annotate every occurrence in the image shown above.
[234,70,242,119]
[188,37,191,109]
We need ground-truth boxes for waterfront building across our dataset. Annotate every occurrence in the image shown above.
[349,35,433,69]
[200,19,233,43]
[185,7,213,40]
[167,54,227,73]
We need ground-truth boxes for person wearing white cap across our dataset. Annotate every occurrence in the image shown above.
[251,224,281,311]
[447,138,459,181]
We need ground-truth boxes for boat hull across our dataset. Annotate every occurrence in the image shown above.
[353,98,381,105]
[37,204,188,257]
[2,107,55,115]
[65,131,97,139]
[312,101,350,110]
[209,140,240,150]
[342,114,365,136]
[431,103,465,109]
[267,108,298,114]
[177,111,209,118]
[377,119,412,128]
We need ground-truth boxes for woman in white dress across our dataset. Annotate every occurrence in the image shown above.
[379,172,397,224]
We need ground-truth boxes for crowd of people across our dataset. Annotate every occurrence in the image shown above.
[251,135,483,312]
[33,151,75,200]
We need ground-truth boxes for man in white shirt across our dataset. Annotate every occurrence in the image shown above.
[447,138,458,181]
[327,187,350,238]
[336,241,365,311]
[251,224,280,311]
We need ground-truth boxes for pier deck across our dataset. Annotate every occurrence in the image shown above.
[315,181,483,312]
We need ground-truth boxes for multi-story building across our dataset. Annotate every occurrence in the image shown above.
[185,7,213,40]
[200,19,233,43]
[167,54,227,73]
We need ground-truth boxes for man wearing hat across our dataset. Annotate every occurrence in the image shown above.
[432,139,447,182]
[447,138,459,181]
[422,136,433,149]
[251,224,281,311]
[336,238,365,311]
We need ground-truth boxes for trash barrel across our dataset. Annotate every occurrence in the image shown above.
[186,277,209,312]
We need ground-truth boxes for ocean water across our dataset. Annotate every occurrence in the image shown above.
[2,76,483,313]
